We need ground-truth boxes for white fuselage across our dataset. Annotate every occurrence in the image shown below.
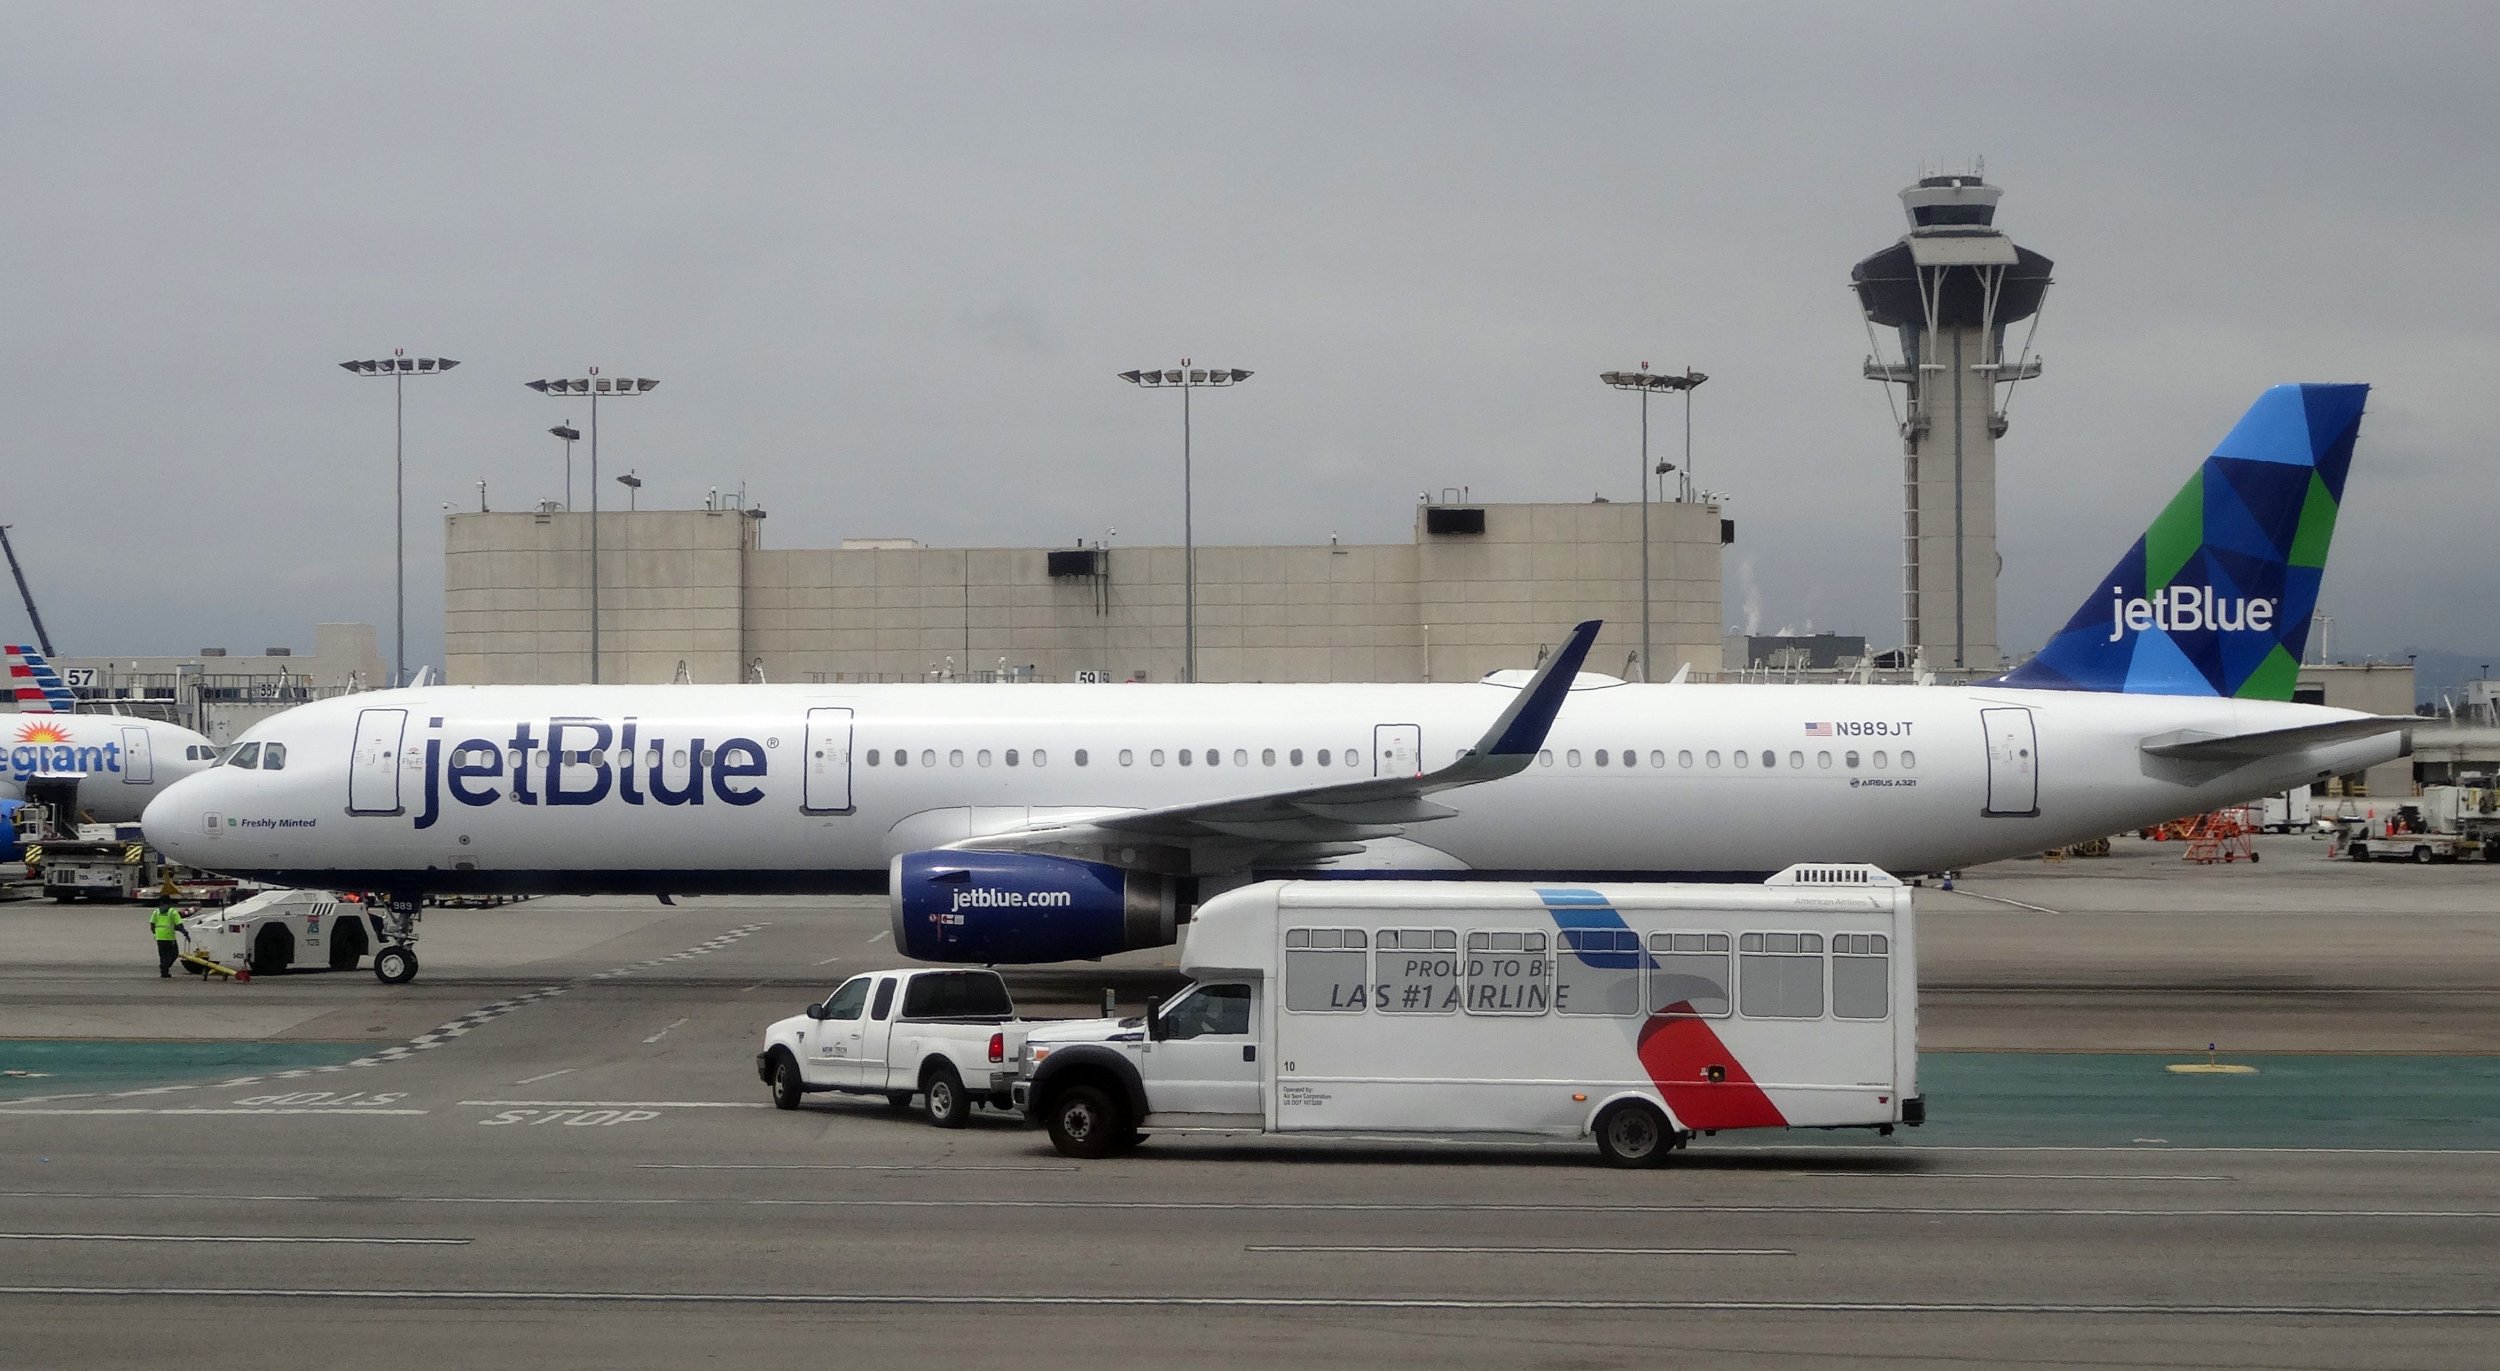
[3,711,217,823]
[140,679,2402,894]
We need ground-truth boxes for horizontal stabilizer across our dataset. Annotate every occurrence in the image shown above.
[2141,715,2414,762]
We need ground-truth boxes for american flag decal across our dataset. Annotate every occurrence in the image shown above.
[1803,722,1832,736]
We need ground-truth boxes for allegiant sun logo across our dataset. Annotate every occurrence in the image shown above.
[14,722,71,745]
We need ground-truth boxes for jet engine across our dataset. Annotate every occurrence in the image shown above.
[890,851,1178,964]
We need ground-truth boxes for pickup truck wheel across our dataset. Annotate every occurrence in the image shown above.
[768,1051,804,1110]
[923,1065,970,1129]
[2414,845,2433,865]
[1045,1084,1129,1159]
[885,1091,915,1110]
[1593,1099,1675,1169]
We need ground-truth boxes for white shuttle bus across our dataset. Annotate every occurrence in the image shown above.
[1014,864,1920,1167]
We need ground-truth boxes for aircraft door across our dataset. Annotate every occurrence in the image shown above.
[118,727,152,785]
[1373,723,1422,778]
[1980,706,2040,818]
[347,708,409,816]
[802,707,855,814]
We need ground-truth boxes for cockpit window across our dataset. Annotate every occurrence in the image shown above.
[228,742,262,770]
[262,742,287,771]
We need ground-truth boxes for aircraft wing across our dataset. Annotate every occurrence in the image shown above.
[2140,715,2417,762]
[948,620,1602,870]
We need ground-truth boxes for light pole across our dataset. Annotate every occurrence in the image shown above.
[549,424,580,507]
[525,372,659,683]
[339,350,460,688]
[616,470,642,510]
[1599,364,1705,681]
[1118,361,1252,684]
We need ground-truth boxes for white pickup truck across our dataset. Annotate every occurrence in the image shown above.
[757,968,1037,1128]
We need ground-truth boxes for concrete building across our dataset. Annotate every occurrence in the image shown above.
[46,623,387,742]
[1855,170,2053,672]
[443,498,1731,687]
[2297,662,2416,799]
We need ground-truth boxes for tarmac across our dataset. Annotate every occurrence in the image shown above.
[1,832,2495,1369]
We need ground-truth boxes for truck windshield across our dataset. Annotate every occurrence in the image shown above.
[901,972,1013,1019]
[1162,983,1250,1038]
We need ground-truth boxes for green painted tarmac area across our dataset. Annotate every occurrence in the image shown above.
[0,1040,371,1099]
[1818,1052,2500,1150]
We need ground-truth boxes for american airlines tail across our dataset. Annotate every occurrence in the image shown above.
[1994,382,2365,698]
[5,644,77,713]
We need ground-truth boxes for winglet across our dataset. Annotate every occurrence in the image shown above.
[1477,620,1601,757]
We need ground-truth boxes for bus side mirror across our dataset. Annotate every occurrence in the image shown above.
[1143,995,1163,1042]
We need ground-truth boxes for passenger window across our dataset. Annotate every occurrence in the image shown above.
[1832,933,1890,1020]
[1233,749,1248,767]
[1004,749,1019,767]
[1075,749,1089,766]
[1788,751,1803,769]
[1733,750,1748,769]
[1316,749,1331,767]
[262,743,287,771]
[1537,749,1551,767]
[1163,983,1254,1037]
[1647,932,1732,1017]
[1118,749,1134,766]
[866,749,880,766]
[1678,750,1694,768]
[1738,932,1825,1019]
[1150,749,1166,766]
[1032,749,1046,767]
[949,750,965,767]
[1283,928,1370,1012]
[1374,928,1459,1014]
[1178,749,1192,766]
[1873,751,1889,768]
[1846,750,1859,768]
[1462,930,1550,1015]
[669,750,686,768]
[820,977,871,1021]
[1901,750,1916,769]
[893,750,909,768]
[1262,748,1276,766]
[1556,928,1641,1017]
[1762,750,1777,769]
[869,977,898,1021]
[1649,750,1665,768]
[1817,751,1832,768]
[977,750,992,767]
[1348,750,1360,768]
[1619,747,1637,768]
[1291,749,1305,766]
[920,749,936,767]
[1593,749,1607,767]
[1705,750,1720,768]
[1566,749,1582,767]
[229,742,261,770]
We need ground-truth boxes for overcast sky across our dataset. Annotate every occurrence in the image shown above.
[6,2,2494,676]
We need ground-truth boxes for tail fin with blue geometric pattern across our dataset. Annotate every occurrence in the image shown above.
[1993,383,2367,700]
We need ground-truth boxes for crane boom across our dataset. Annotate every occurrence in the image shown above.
[0,524,57,657]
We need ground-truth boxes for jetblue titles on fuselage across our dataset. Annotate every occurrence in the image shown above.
[413,715,768,829]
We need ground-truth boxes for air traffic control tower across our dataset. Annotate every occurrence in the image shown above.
[1853,172,2052,671]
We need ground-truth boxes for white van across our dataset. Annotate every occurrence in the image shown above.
[1014,865,1919,1166]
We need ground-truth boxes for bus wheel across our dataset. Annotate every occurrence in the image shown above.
[1593,1100,1676,1169]
[1045,1084,1128,1159]
[373,946,418,985]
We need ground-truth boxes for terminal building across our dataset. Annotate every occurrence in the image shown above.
[40,623,387,742]
[442,496,1733,688]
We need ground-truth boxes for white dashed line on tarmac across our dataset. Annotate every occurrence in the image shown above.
[1800,1171,2238,1182]
[1246,1245,1794,1257]
[0,1108,427,1117]
[637,1163,1080,1173]
[0,1233,468,1246]
[513,1069,575,1086]
[641,1018,689,1044]
[456,1099,769,1109]
[4,1287,2495,1318]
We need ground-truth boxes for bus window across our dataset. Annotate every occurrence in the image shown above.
[1739,932,1825,1018]
[1283,928,1369,1012]
[1555,928,1641,1017]
[1647,932,1730,1017]
[1463,930,1550,1015]
[1374,928,1458,1014]
[1832,932,1890,1019]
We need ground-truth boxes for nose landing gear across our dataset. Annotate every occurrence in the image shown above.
[372,892,424,985]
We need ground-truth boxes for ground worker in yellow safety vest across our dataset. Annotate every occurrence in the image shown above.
[150,893,184,978]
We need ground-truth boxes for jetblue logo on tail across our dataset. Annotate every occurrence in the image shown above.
[2106,586,2276,641]
[1996,383,2366,702]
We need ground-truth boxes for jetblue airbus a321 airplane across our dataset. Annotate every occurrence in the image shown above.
[145,384,2409,973]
